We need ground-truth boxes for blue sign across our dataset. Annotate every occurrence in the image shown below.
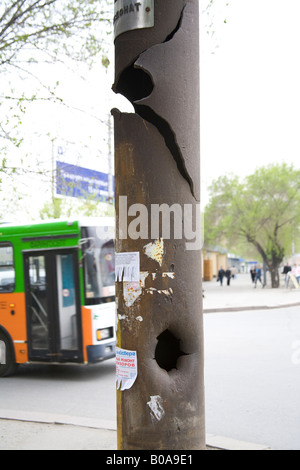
[56,161,114,202]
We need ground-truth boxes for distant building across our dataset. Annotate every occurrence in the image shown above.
[202,246,251,280]
[202,244,228,281]
[246,260,260,273]
[227,253,247,273]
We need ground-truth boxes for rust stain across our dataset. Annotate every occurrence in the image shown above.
[123,271,149,307]
[143,238,164,266]
[162,272,175,279]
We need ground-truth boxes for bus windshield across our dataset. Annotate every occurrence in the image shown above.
[80,225,115,305]
[0,244,15,293]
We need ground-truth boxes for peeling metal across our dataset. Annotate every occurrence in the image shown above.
[113,0,186,91]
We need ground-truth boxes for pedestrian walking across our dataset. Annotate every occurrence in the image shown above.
[250,266,256,284]
[254,265,264,288]
[217,267,225,286]
[282,263,292,288]
[225,268,232,286]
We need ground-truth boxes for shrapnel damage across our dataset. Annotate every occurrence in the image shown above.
[113,1,199,199]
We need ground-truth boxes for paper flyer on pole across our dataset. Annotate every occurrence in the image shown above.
[116,347,138,391]
[115,252,140,282]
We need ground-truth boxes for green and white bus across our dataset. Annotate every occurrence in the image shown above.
[0,218,115,377]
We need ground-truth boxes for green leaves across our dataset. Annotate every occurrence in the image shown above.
[0,0,113,150]
[204,163,300,286]
[0,0,113,66]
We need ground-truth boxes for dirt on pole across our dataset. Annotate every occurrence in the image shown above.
[112,0,205,450]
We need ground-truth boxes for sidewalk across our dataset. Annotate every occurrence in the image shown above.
[1,273,284,451]
[0,412,270,450]
[203,272,300,313]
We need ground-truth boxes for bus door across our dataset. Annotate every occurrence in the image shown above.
[24,249,83,363]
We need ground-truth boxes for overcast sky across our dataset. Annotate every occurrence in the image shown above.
[5,0,300,220]
[200,0,300,205]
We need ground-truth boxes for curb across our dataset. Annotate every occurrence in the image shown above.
[0,409,116,431]
[206,434,270,451]
[203,301,300,314]
[0,410,270,451]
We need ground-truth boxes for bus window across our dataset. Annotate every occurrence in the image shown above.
[27,255,49,350]
[81,226,115,305]
[56,253,78,351]
[0,244,15,293]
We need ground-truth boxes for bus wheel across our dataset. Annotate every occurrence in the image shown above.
[0,331,17,377]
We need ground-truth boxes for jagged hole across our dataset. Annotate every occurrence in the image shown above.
[116,63,153,102]
[155,329,187,372]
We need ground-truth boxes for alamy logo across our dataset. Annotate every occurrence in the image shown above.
[118,196,203,251]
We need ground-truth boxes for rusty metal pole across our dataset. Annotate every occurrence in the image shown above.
[112,0,205,450]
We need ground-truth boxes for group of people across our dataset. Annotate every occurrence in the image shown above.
[217,267,232,286]
[216,262,300,289]
[250,265,264,288]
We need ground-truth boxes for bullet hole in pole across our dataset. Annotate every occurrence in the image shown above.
[154,329,188,372]
[116,63,154,103]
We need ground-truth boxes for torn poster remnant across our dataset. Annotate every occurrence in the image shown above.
[122,271,175,307]
[147,395,165,422]
[123,271,149,307]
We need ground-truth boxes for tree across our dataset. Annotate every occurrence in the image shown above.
[39,195,114,220]
[204,163,300,288]
[0,0,112,154]
[0,0,114,221]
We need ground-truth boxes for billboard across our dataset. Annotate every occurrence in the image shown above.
[56,161,114,202]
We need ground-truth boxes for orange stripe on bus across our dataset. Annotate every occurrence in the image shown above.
[0,292,28,364]
[81,306,93,363]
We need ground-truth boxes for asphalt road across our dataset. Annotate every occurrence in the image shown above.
[0,359,117,426]
[204,305,300,450]
[0,305,299,450]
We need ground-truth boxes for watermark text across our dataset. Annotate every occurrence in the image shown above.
[118,196,203,251]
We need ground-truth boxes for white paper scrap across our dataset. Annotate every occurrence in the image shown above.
[147,395,165,422]
[116,347,138,391]
[115,252,140,282]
